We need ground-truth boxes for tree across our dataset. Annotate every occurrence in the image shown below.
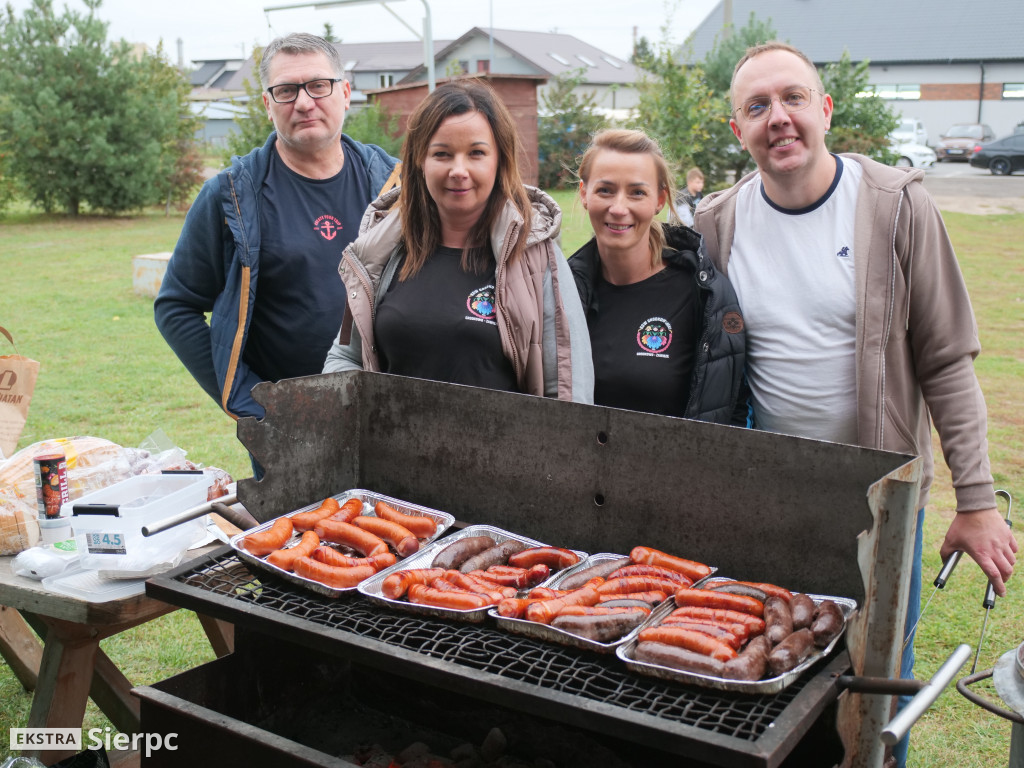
[344,102,403,157]
[631,35,655,70]
[537,69,608,189]
[694,13,779,185]
[0,0,201,215]
[0,96,20,214]
[821,51,899,164]
[223,46,273,165]
[631,43,721,191]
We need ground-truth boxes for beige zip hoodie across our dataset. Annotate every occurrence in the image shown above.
[695,154,995,513]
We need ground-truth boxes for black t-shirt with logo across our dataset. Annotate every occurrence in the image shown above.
[374,246,518,392]
[589,267,699,417]
[245,146,370,382]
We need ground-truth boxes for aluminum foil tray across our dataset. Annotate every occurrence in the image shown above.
[490,553,640,654]
[489,552,715,654]
[617,589,857,694]
[359,525,587,623]
[229,489,454,599]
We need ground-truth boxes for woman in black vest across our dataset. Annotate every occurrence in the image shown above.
[568,129,748,423]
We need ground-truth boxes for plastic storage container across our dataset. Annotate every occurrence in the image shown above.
[65,472,212,573]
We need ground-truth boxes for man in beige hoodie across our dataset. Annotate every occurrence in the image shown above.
[694,41,1017,768]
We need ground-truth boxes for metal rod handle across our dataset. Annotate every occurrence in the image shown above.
[836,676,927,696]
[934,550,963,589]
[142,492,238,537]
[881,643,972,746]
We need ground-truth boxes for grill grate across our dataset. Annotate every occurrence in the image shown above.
[174,550,809,742]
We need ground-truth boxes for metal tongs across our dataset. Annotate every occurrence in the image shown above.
[903,489,1013,659]
[971,489,1013,674]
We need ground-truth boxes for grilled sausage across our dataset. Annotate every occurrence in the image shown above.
[558,557,631,590]
[598,576,683,597]
[637,626,738,662]
[635,641,726,677]
[598,597,661,610]
[667,607,766,635]
[242,517,294,557]
[764,595,794,645]
[459,539,529,573]
[496,597,546,619]
[312,547,396,572]
[708,582,769,602]
[722,635,771,681]
[525,585,602,625]
[289,498,343,531]
[790,593,816,630]
[293,557,376,590]
[674,588,764,618]
[629,546,712,582]
[607,564,693,586]
[314,519,389,557]
[660,616,752,645]
[407,583,491,610]
[474,564,550,589]
[658,620,744,650]
[811,600,845,647]
[265,530,320,571]
[768,628,816,675]
[431,535,496,570]
[445,570,516,602]
[507,546,579,570]
[381,568,446,600]
[596,591,668,606]
[352,515,419,558]
[728,581,793,602]
[373,500,437,539]
[551,607,649,642]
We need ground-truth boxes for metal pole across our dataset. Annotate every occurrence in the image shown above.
[881,644,972,746]
[420,0,434,91]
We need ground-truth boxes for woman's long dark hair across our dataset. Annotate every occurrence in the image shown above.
[398,79,532,279]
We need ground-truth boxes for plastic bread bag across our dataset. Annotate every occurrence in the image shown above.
[12,539,78,580]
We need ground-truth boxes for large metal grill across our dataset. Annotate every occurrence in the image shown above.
[144,371,923,767]
[163,549,810,734]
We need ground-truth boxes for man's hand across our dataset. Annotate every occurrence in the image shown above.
[940,507,1018,596]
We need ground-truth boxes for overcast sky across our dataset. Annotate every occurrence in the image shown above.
[6,0,720,64]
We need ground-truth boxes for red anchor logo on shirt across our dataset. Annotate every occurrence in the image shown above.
[314,215,344,241]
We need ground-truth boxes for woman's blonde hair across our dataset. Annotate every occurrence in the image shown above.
[397,79,531,279]
[576,129,678,267]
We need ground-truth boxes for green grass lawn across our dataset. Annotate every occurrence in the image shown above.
[1,199,1021,765]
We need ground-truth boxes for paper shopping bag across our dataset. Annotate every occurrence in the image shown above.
[0,326,40,460]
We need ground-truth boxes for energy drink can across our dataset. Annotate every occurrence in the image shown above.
[34,453,69,520]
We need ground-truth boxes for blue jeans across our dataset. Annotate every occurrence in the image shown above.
[893,507,925,768]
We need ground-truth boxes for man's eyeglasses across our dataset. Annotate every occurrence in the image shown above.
[265,78,344,104]
[734,86,820,122]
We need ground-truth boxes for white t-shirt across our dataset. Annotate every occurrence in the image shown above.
[727,156,863,443]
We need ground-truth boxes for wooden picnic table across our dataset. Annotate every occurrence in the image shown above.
[0,548,233,765]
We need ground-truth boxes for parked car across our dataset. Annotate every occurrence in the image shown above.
[968,133,1024,175]
[935,123,995,161]
[1015,121,1024,135]
[890,118,929,146]
[891,141,936,169]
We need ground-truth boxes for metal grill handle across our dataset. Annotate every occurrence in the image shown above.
[141,492,240,537]
[880,643,972,745]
